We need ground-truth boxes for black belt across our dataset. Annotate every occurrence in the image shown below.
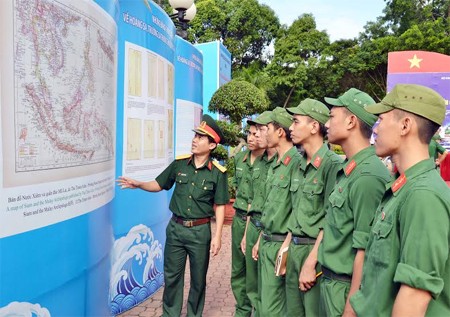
[322,266,352,282]
[291,235,316,245]
[250,217,263,228]
[262,232,287,242]
[248,211,262,219]
[234,209,247,221]
[171,215,210,228]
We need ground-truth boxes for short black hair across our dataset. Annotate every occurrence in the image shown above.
[342,107,373,139]
[394,110,440,144]
[272,122,292,142]
[305,116,327,137]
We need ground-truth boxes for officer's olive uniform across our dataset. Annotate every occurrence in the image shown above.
[317,146,390,317]
[156,156,228,317]
[350,159,450,316]
[231,150,253,317]
[245,150,277,316]
[259,146,302,316]
[286,144,342,316]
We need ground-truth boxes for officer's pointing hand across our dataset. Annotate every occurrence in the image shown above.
[116,176,139,189]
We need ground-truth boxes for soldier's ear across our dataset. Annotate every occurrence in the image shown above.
[209,142,217,151]
[400,116,412,136]
[310,120,319,135]
[346,114,357,130]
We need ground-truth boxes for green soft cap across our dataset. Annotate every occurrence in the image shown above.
[247,110,273,125]
[287,98,330,124]
[365,84,446,125]
[270,107,293,129]
[324,88,378,127]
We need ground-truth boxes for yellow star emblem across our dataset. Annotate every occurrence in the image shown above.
[408,54,423,69]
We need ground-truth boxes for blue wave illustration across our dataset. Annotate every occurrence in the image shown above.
[109,224,163,315]
[0,302,51,317]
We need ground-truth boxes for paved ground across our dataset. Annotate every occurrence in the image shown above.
[119,221,235,317]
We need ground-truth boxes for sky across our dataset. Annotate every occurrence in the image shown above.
[258,0,386,41]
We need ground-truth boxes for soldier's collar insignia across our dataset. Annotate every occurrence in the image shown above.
[283,156,291,166]
[207,161,212,171]
[345,160,356,176]
[392,174,407,193]
[313,156,322,168]
[243,153,249,162]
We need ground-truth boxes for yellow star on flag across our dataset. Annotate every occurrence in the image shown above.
[408,54,423,69]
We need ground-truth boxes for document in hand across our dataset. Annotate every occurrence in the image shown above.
[275,246,289,276]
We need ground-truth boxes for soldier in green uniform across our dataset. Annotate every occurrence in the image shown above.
[350,84,450,316]
[318,88,391,317]
[429,133,448,168]
[231,122,264,317]
[282,99,342,316]
[244,111,277,317]
[117,114,229,317]
[255,107,303,316]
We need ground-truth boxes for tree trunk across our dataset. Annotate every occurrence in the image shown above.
[283,85,296,108]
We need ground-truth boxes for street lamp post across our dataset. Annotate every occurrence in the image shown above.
[169,0,197,39]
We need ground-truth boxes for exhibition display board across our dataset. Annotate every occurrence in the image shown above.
[0,0,205,316]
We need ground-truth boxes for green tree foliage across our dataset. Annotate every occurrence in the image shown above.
[160,0,450,112]
[209,79,269,124]
[266,14,330,108]
[344,0,450,99]
[382,0,450,34]
[187,0,280,68]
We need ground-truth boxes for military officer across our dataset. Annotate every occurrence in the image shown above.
[283,99,342,316]
[256,107,303,316]
[318,88,391,316]
[231,121,264,317]
[350,84,450,316]
[117,114,229,317]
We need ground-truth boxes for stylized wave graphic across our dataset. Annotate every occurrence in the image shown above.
[0,302,51,317]
[109,224,163,315]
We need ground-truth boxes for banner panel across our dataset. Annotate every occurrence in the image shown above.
[0,0,117,315]
[174,37,203,155]
[111,0,175,314]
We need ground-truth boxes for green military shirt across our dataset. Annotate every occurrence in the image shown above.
[429,138,446,161]
[248,151,277,214]
[318,146,391,275]
[350,159,450,316]
[232,150,253,211]
[288,144,342,238]
[261,146,302,235]
[156,155,229,219]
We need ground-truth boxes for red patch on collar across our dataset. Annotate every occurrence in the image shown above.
[243,153,248,162]
[283,156,291,166]
[313,156,322,168]
[207,161,212,170]
[345,160,357,176]
[392,174,407,193]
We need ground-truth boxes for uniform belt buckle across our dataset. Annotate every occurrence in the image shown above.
[183,220,194,227]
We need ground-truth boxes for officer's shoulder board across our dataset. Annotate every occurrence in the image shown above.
[176,154,191,160]
[212,160,227,173]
